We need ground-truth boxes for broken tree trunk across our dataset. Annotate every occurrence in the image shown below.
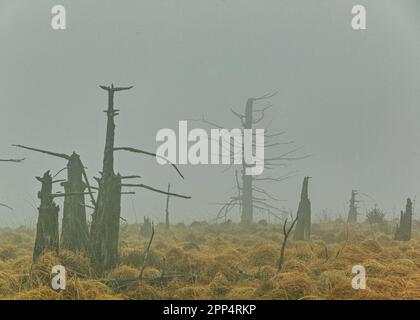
[165,183,170,229]
[294,176,311,241]
[60,152,89,251]
[89,84,132,274]
[394,198,412,241]
[33,171,59,261]
[13,145,91,252]
[347,190,359,223]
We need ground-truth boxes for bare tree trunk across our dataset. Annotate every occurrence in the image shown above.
[395,198,412,241]
[90,173,122,272]
[241,99,253,224]
[165,183,170,229]
[347,190,358,223]
[33,171,59,261]
[60,152,89,251]
[294,176,311,241]
[13,145,91,252]
[89,84,132,274]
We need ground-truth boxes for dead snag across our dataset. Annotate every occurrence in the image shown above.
[278,215,298,272]
[394,198,412,241]
[60,152,90,251]
[89,84,132,274]
[347,190,359,223]
[33,171,59,261]
[13,145,92,252]
[294,176,311,241]
[193,91,306,224]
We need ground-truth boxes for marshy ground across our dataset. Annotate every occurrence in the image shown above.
[0,219,419,300]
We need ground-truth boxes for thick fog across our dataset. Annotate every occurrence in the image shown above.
[0,0,419,226]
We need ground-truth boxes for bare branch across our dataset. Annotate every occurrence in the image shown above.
[13,144,69,160]
[122,183,191,199]
[139,223,155,281]
[53,167,67,178]
[278,215,299,271]
[99,85,133,92]
[114,147,184,179]
[0,203,13,210]
[81,167,97,207]
[50,192,95,198]
[121,175,142,180]
[0,158,25,163]
[252,90,279,101]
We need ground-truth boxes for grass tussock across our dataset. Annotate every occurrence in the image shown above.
[0,220,419,299]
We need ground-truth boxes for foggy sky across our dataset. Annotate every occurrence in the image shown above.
[1,0,420,226]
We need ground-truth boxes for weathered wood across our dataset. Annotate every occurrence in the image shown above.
[395,198,412,241]
[33,171,59,261]
[347,190,359,223]
[13,145,90,252]
[89,173,122,273]
[60,152,89,252]
[294,176,311,240]
[89,84,132,274]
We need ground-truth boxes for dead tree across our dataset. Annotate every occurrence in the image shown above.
[347,190,359,223]
[294,176,311,241]
[33,171,59,261]
[90,84,190,274]
[278,215,298,271]
[395,198,412,241]
[13,145,94,252]
[89,84,131,273]
[194,92,305,224]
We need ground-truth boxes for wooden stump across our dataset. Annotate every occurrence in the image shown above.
[294,176,311,241]
[395,198,412,241]
[33,171,59,261]
[60,152,89,252]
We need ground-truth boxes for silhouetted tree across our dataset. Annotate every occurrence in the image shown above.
[33,171,59,261]
[13,145,93,252]
[395,198,412,241]
[294,176,311,240]
[347,190,359,223]
[90,84,190,274]
[196,92,305,224]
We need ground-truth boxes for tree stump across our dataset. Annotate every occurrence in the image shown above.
[60,152,89,251]
[294,176,311,241]
[33,171,59,261]
[394,198,412,241]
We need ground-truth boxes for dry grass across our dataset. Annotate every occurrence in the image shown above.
[0,220,419,300]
